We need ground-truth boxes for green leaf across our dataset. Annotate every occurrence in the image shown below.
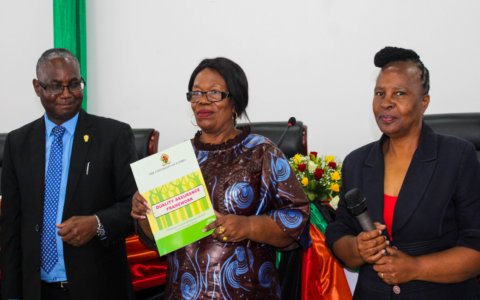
[318,192,329,201]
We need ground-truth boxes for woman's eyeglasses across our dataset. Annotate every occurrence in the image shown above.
[186,90,229,103]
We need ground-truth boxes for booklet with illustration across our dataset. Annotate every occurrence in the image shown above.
[130,140,216,256]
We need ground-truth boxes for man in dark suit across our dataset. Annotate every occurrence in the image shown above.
[0,48,137,300]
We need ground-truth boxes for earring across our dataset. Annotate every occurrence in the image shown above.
[191,113,198,127]
[232,112,238,120]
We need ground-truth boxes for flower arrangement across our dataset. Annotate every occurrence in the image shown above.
[288,152,342,209]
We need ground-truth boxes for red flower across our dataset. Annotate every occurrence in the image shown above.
[310,151,318,158]
[298,164,307,172]
[314,168,324,180]
[328,162,337,169]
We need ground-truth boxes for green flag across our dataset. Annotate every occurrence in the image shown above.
[53,0,87,111]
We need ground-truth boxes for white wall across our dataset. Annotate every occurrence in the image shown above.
[0,1,53,131]
[1,1,479,157]
[84,0,480,160]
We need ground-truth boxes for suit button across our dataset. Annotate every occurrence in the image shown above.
[35,224,39,232]
[36,266,40,272]
[393,285,401,294]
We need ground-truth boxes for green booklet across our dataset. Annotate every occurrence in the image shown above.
[130,140,216,256]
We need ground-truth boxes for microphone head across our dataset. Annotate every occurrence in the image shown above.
[345,188,368,216]
[288,117,296,127]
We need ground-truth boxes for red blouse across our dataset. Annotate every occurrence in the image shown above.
[384,194,398,239]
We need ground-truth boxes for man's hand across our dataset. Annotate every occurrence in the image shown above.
[56,216,98,247]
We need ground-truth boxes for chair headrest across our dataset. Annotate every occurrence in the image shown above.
[132,129,155,160]
[423,113,480,151]
[0,133,7,167]
[236,121,304,158]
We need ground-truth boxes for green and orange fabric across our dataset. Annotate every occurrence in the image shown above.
[301,204,352,300]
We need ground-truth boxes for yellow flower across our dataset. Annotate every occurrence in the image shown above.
[326,156,334,164]
[331,183,340,192]
[331,171,341,181]
[302,177,309,186]
[294,154,302,165]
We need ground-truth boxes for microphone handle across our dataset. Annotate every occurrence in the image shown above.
[355,210,390,255]
[276,125,291,148]
[355,210,376,232]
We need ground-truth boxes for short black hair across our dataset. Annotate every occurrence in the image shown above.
[36,48,80,77]
[188,57,249,123]
[374,46,430,94]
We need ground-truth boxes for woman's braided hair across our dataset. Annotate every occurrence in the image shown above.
[374,46,430,94]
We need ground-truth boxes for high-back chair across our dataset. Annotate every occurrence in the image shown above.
[0,133,6,195]
[236,121,308,157]
[423,113,480,162]
[423,113,480,285]
[126,129,170,299]
[132,129,160,159]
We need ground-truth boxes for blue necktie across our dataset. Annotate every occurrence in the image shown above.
[40,125,66,273]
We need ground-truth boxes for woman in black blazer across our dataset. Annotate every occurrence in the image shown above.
[325,47,480,299]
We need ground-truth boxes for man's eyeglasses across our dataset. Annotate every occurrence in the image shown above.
[186,90,230,103]
[38,78,86,95]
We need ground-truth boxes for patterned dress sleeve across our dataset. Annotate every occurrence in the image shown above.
[259,145,311,249]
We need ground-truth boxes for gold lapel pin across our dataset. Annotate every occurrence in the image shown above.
[84,135,89,142]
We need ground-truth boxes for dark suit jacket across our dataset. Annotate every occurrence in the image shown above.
[326,123,480,300]
[0,109,137,300]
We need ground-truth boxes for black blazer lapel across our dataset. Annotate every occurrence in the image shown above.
[28,117,46,217]
[362,137,389,238]
[392,123,438,236]
[63,109,95,217]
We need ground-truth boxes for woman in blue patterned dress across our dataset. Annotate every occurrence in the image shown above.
[132,57,311,299]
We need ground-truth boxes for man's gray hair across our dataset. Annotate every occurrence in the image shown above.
[36,48,80,77]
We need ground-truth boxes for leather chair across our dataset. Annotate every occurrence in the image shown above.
[236,121,308,157]
[130,129,168,300]
[125,129,169,299]
[423,113,480,162]
[423,113,480,285]
[132,129,160,159]
[0,133,7,195]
